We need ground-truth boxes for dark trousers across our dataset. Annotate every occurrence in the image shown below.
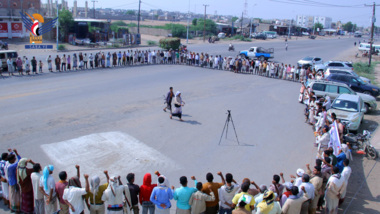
[205,205,219,214]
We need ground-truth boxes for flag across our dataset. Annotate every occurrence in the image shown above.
[328,121,341,156]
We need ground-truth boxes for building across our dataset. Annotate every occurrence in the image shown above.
[296,15,332,29]
[314,16,332,29]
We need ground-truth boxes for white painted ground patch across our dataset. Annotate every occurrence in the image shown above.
[41,132,181,178]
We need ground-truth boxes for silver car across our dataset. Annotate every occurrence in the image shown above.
[308,80,377,113]
[297,56,323,68]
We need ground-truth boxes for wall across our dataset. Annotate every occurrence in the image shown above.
[128,26,170,37]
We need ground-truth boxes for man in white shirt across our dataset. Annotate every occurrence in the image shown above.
[102,175,131,214]
[297,174,315,214]
[39,165,57,214]
[291,169,304,187]
[340,159,352,205]
[219,173,240,214]
[63,174,90,214]
[31,163,45,214]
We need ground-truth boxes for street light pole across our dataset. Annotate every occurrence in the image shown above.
[56,0,59,51]
[203,4,209,42]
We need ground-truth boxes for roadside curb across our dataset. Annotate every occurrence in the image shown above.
[57,44,155,53]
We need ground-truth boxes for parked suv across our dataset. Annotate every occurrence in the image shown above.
[314,60,353,72]
[324,68,371,84]
[253,33,267,40]
[325,74,380,97]
[307,80,377,113]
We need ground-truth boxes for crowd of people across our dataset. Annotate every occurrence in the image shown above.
[0,47,354,214]
[1,48,323,83]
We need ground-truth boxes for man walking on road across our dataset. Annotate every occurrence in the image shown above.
[163,87,174,113]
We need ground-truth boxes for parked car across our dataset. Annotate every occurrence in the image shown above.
[218,32,226,39]
[308,80,377,113]
[325,74,380,97]
[297,56,323,68]
[253,33,267,40]
[314,60,353,72]
[0,50,18,71]
[327,94,366,132]
[324,68,371,84]
[302,32,310,36]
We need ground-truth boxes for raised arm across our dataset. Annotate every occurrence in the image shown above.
[75,165,80,179]
[280,173,285,183]
[27,159,35,165]
[104,170,109,183]
[84,174,90,193]
[217,172,225,185]
[251,180,259,190]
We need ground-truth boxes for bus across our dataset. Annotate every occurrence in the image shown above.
[263,31,277,39]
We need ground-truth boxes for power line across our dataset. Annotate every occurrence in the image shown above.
[268,0,365,8]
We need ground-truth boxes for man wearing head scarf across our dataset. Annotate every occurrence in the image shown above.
[256,191,281,214]
[170,91,185,121]
[339,159,352,205]
[325,167,346,214]
[139,171,160,214]
[280,182,293,207]
[7,149,22,213]
[305,164,323,214]
[17,158,36,214]
[232,195,252,214]
[150,173,173,214]
[101,175,131,214]
[31,163,45,214]
[39,165,57,214]
[63,173,90,214]
[85,170,109,214]
[323,96,331,110]
[232,182,255,212]
[290,168,304,187]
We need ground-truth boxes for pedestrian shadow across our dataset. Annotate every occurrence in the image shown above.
[181,114,192,118]
[183,120,201,125]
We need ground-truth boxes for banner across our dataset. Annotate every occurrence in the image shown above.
[0,23,8,38]
[328,121,342,156]
[11,23,23,38]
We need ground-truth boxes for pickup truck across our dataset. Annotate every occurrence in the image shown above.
[239,47,274,61]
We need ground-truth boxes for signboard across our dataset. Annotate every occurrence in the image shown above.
[11,23,23,38]
[0,23,8,38]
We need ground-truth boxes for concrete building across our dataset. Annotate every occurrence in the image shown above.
[314,16,332,29]
[296,15,332,29]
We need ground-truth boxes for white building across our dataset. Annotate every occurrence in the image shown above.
[296,15,332,29]
[314,16,332,29]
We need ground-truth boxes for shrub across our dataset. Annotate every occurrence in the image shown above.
[159,37,181,50]
[58,44,66,50]
[147,40,157,46]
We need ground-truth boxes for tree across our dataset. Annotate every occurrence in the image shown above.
[231,16,239,23]
[126,10,135,16]
[313,23,324,32]
[192,18,197,26]
[191,19,217,35]
[343,21,357,32]
[58,9,74,41]
[166,24,187,38]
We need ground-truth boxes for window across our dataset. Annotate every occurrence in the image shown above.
[7,52,17,58]
[0,53,5,59]
[312,83,325,91]
[326,85,338,93]
[339,86,352,94]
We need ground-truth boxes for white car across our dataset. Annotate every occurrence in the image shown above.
[297,56,323,68]
[302,32,310,36]
[327,94,366,132]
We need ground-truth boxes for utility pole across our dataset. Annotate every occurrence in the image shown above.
[186,0,190,44]
[137,0,142,34]
[203,4,209,42]
[365,2,379,67]
[56,0,59,51]
[240,12,243,36]
[91,0,97,19]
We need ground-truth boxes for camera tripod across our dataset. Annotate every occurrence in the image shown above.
[218,110,240,145]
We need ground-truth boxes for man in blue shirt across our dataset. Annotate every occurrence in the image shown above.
[7,149,21,213]
[150,175,173,214]
[173,176,197,214]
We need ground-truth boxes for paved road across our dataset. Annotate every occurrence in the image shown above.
[0,37,370,213]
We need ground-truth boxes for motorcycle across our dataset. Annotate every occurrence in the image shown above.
[342,121,377,160]
[228,46,235,51]
[0,41,8,50]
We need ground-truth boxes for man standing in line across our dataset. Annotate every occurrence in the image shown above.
[63,174,90,214]
[306,164,323,214]
[150,175,173,214]
[39,165,57,214]
[173,176,197,214]
[7,149,22,213]
[101,175,131,214]
[201,172,226,214]
[61,54,67,71]
[127,173,140,214]
[31,163,45,214]
[297,174,315,214]
[85,170,109,214]
[219,173,240,214]
[0,152,9,207]
[163,87,174,113]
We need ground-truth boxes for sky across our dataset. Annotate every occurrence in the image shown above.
[65,0,379,27]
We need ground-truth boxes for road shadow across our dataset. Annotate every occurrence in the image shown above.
[183,120,201,125]
[181,114,192,118]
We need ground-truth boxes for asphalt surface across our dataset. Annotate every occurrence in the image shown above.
[0,37,375,213]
